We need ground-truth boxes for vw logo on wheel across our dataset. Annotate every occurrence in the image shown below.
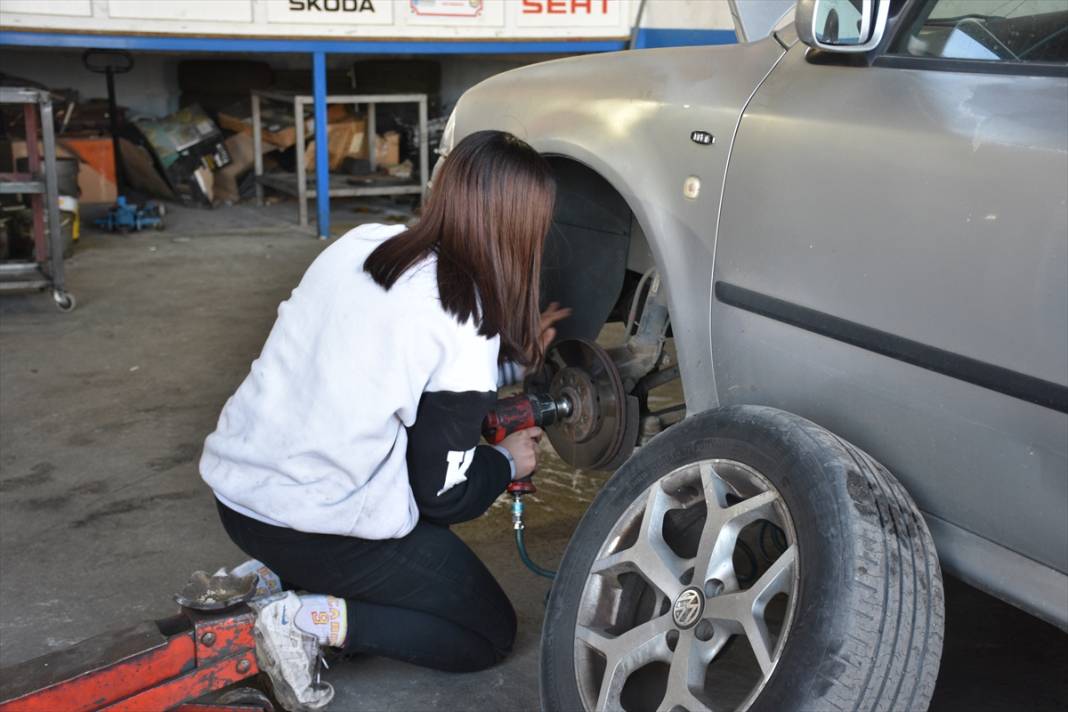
[672,587,705,629]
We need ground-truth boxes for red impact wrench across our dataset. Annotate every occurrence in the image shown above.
[482,392,572,577]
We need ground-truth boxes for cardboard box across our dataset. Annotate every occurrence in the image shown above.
[304,118,367,172]
[219,104,318,151]
[63,136,117,204]
[119,138,176,202]
[76,162,118,204]
[9,137,117,204]
[214,132,275,204]
[62,137,116,183]
[373,131,401,167]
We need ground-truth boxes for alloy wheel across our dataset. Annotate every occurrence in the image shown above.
[574,459,799,712]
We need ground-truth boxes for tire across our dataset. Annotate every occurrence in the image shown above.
[541,405,944,712]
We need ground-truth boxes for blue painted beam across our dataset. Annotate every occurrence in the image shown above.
[312,51,330,241]
[0,31,630,54]
[0,28,738,54]
[634,28,737,48]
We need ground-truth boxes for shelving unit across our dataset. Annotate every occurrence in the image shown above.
[251,90,428,231]
[0,87,74,311]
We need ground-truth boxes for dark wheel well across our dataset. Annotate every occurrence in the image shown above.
[542,157,635,342]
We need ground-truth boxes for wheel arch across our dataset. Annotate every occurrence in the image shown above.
[540,154,654,343]
[537,148,721,414]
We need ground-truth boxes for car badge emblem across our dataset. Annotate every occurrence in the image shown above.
[690,131,715,146]
[672,587,705,629]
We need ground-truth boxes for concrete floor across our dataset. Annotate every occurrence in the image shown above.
[1,203,1066,711]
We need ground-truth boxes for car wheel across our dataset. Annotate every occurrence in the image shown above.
[541,405,944,712]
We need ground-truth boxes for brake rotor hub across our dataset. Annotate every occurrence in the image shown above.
[528,339,639,471]
[552,367,598,443]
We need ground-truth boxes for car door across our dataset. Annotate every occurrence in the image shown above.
[710,0,1068,624]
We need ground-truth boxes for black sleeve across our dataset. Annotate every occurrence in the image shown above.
[406,389,512,526]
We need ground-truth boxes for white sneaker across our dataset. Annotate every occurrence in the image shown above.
[251,591,335,711]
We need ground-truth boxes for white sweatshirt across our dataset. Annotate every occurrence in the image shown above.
[200,223,512,539]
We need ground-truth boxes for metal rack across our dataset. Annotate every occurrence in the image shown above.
[251,90,428,231]
[0,87,74,311]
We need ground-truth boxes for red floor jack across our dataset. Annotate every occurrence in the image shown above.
[0,573,273,712]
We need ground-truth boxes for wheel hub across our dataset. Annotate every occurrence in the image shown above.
[526,338,638,471]
[551,367,598,443]
[671,587,705,629]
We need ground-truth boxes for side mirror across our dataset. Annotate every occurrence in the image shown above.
[796,0,891,53]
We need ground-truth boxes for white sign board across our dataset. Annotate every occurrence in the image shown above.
[266,0,395,25]
[0,0,738,41]
[2,0,91,17]
[108,0,253,22]
[406,0,505,26]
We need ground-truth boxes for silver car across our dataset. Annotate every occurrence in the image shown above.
[438,0,1067,710]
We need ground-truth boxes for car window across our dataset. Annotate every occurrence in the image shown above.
[893,0,1068,63]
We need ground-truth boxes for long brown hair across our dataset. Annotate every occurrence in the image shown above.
[364,130,556,367]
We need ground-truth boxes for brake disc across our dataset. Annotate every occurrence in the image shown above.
[530,339,638,471]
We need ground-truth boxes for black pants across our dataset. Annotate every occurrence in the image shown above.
[216,500,517,672]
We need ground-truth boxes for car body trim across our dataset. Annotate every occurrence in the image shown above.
[924,512,1068,630]
[714,281,1068,413]
[874,54,1068,78]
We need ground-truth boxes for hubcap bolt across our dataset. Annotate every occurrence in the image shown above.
[704,579,724,598]
[200,632,216,646]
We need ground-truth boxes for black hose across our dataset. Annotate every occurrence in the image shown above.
[515,528,555,579]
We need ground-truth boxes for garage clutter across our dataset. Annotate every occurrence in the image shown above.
[0,56,443,217]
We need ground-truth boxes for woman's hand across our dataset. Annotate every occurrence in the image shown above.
[534,302,572,359]
[499,427,543,480]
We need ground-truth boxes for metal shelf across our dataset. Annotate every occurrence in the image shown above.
[251,89,428,230]
[0,179,45,194]
[0,262,48,291]
[0,261,42,275]
[257,172,423,199]
[0,87,70,308]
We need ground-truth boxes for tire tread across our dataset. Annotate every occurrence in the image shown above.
[833,435,944,712]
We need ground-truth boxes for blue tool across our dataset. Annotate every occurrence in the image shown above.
[93,196,166,232]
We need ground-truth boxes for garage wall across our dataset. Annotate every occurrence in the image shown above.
[0,48,179,117]
[267,53,567,112]
[0,48,559,119]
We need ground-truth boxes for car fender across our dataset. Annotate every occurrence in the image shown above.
[450,38,789,412]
